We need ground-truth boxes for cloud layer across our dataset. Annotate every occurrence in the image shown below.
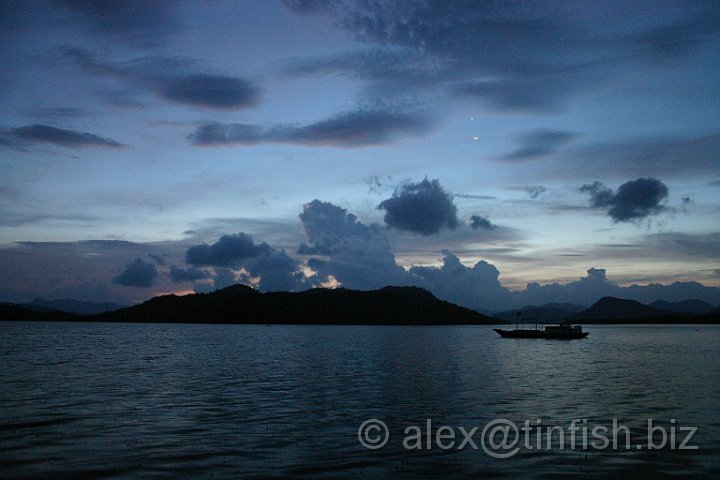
[188,109,429,147]
[55,0,181,47]
[159,74,259,108]
[5,124,123,148]
[284,1,720,114]
[62,48,259,109]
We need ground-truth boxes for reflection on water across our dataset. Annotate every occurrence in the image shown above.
[1,322,719,478]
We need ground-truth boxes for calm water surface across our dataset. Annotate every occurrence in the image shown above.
[1,322,719,479]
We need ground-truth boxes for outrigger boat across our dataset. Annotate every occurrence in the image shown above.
[494,312,588,339]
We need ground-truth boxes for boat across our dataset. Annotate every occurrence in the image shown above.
[493,312,588,339]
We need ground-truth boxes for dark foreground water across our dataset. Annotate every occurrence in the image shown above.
[1,322,719,479]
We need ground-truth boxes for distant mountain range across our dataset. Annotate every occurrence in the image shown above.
[0,285,500,325]
[0,303,77,322]
[570,297,720,323]
[22,298,125,315]
[496,298,719,324]
[572,297,667,320]
[2,288,718,325]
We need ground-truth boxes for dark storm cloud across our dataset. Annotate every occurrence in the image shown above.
[158,75,259,108]
[6,124,122,148]
[112,258,157,287]
[299,200,370,244]
[54,0,181,47]
[410,251,512,312]
[285,2,720,113]
[470,215,496,231]
[378,179,459,235]
[298,199,412,289]
[186,233,271,267]
[500,130,578,161]
[169,266,210,283]
[241,250,305,292]
[61,48,259,109]
[184,232,303,291]
[581,177,669,222]
[188,109,430,147]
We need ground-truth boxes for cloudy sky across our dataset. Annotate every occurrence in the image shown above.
[1,0,719,310]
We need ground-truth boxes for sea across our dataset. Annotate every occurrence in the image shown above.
[1,322,719,479]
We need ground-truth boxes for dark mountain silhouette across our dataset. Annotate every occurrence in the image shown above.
[4,288,719,325]
[23,298,125,315]
[1,285,502,325]
[0,303,77,321]
[648,299,715,316]
[495,303,586,323]
[570,297,720,324]
[572,297,669,320]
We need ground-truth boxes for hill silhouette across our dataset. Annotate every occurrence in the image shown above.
[571,296,720,324]
[0,303,77,322]
[573,297,669,320]
[1,285,501,325]
[4,288,719,325]
[23,298,125,315]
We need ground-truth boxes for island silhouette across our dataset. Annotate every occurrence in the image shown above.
[2,287,719,325]
[0,285,500,325]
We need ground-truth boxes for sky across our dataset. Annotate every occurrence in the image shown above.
[1,0,719,311]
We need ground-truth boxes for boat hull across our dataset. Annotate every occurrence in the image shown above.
[493,328,588,340]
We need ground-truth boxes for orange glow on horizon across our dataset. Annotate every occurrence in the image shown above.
[155,289,195,297]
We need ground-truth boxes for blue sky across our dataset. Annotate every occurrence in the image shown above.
[1,0,719,309]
